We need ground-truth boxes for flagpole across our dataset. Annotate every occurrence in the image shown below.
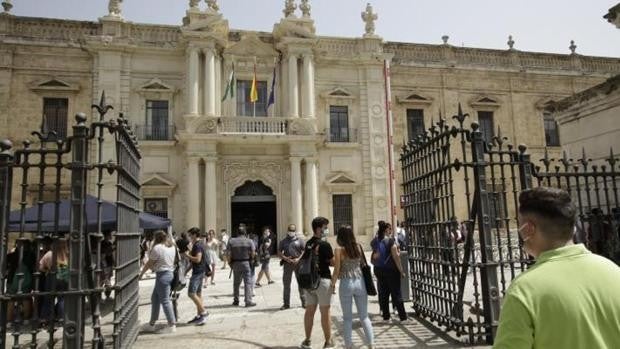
[253,56,257,118]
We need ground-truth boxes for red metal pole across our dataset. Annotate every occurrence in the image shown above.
[383,59,397,228]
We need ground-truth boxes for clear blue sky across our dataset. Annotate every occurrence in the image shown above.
[11,0,620,57]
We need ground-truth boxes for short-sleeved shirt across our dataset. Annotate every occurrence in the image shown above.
[227,236,255,263]
[190,241,206,275]
[148,244,175,273]
[305,237,334,279]
[494,244,620,349]
[279,236,305,259]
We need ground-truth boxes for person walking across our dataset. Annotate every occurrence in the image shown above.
[299,217,335,349]
[255,227,275,287]
[494,187,620,348]
[278,224,305,310]
[205,229,219,286]
[370,221,408,322]
[39,238,70,323]
[220,229,229,270]
[139,230,177,334]
[330,225,375,349]
[227,225,257,307]
[185,227,208,325]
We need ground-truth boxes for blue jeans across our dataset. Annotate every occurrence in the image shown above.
[339,277,374,347]
[151,270,176,325]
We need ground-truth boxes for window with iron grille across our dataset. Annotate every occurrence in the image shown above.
[146,100,169,140]
[477,111,495,144]
[332,194,353,230]
[42,98,68,139]
[144,198,168,219]
[406,109,425,141]
[543,112,560,146]
[236,80,268,116]
[329,106,350,142]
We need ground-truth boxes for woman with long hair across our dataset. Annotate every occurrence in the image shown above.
[203,229,219,286]
[330,225,374,349]
[370,221,408,322]
[139,230,177,334]
[39,238,70,322]
[255,227,275,287]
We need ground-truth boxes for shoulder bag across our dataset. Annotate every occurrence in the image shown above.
[358,244,377,296]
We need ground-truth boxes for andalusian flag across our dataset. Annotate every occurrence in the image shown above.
[250,63,258,103]
[222,63,235,101]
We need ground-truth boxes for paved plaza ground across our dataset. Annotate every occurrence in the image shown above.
[133,256,490,349]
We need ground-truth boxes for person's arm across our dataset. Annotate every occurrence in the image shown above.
[39,252,52,273]
[139,259,155,279]
[493,293,534,349]
[330,247,342,290]
[185,246,202,263]
[390,243,405,278]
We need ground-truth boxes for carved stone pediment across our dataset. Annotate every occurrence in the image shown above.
[142,174,176,188]
[224,33,278,58]
[273,18,316,40]
[397,91,433,105]
[136,78,177,94]
[469,94,501,110]
[325,172,359,193]
[320,86,356,100]
[29,77,80,93]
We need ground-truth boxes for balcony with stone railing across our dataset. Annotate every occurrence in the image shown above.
[218,117,288,135]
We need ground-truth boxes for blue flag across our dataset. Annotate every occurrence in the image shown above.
[266,67,276,112]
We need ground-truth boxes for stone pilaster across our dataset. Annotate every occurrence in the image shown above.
[288,53,299,118]
[304,158,318,227]
[187,46,200,115]
[186,157,200,228]
[204,155,217,231]
[290,156,303,231]
[301,53,315,118]
[203,46,216,117]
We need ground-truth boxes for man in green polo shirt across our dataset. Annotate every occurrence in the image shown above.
[494,187,620,349]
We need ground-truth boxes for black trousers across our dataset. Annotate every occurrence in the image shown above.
[374,267,407,321]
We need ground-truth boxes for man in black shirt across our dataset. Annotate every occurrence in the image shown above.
[297,217,335,349]
[185,228,208,325]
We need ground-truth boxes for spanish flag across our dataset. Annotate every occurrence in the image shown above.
[250,63,258,103]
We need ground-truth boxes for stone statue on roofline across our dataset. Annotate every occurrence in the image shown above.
[189,0,200,10]
[284,0,297,18]
[361,3,378,37]
[300,0,311,18]
[108,0,122,17]
[206,0,219,13]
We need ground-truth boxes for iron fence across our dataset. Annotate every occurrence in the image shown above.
[0,92,141,349]
[400,105,619,345]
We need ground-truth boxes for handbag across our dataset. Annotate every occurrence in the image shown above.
[359,244,377,296]
[171,246,185,292]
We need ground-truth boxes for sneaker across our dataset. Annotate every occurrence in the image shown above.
[187,315,201,324]
[300,339,312,349]
[232,300,239,306]
[280,305,290,310]
[201,310,209,318]
[255,283,262,288]
[245,302,257,307]
[323,339,335,349]
[194,316,206,326]
[142,323,156,333]
[158,325,176,334]
[268,280,275,285]
[210,281,215,285]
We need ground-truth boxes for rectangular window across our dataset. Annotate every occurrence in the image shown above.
[146,100,169,140]
[43,98,68,139]
[329,106,350,142]
[332,194,353,230]
[144,198,168,219]
[543,113,560,146]
[477,111,495,143]
[236,80,268,117]
[406,109,425,141]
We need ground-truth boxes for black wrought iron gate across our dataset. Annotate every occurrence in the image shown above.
[400,105,620,345]
[0,93,142,348]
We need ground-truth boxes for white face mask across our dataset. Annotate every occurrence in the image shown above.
[287,231,295,237]
[321,228,329,239]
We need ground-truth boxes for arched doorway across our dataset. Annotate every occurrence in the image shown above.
[231,180,277,253]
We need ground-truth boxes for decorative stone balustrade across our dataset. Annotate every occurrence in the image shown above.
[218,117,288,135]
[6,17,100,41]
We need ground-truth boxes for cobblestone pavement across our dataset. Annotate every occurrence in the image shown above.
[133,257,490,349]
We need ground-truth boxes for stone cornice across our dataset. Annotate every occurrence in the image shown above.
[551,74,620,113]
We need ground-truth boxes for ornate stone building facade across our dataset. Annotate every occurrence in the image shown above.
[1,1,619,242]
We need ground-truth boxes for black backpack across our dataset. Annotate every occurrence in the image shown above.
[297,241,320,290]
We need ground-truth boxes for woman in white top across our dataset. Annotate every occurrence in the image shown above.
[204,229,219,286]
[139,230,177,333]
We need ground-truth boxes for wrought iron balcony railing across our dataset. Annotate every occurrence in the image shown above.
[134,124,176,141]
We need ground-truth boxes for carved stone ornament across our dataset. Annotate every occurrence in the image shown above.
[108,0,122,17]
[284,0,297,18]
[189,0,200,9]
[195,118,218,134]
[300,0,311,18]
[223,160,285,194]
[206,0,219,13]
[2,0,12,13]
[273,19,316,39]
[288,119,314,135]
[361,3,378,37]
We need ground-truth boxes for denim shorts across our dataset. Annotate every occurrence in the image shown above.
[188,273,204,295]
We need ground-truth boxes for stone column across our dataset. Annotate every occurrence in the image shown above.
[187,46,200,115]
[204,156,218,231]
[186,157,200,229]
[215,54,222,116]
[304,158,319,227]
[290,157,303,231]
[288,54,299,118]
[203,47,216,117]
[301,53,315,118]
